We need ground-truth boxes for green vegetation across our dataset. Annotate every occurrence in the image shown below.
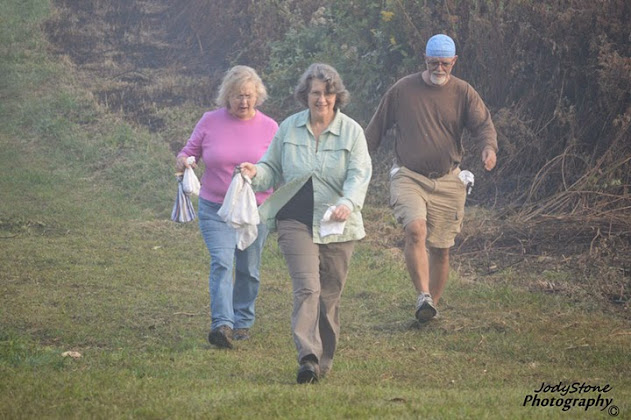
[176,0,631,216]
[1,0,629,418]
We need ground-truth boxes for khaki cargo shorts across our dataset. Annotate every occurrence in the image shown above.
[389,166,467,248]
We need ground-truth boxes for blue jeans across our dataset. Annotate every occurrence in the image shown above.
[198,197,268,331]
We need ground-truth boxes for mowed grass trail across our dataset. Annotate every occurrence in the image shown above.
[1,1,629,418]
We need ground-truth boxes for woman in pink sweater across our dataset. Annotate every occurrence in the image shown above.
[176,66,278,349]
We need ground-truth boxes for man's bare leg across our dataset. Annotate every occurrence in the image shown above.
[429,247,450,305]
[403,219,430,294]
[404,219,438,321]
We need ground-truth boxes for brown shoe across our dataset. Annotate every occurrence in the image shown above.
[208,325,233,349]
[233,328,250,341]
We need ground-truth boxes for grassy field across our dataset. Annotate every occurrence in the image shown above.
[1,1,629,418]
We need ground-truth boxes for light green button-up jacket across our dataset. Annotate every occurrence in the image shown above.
[252,109,372,244]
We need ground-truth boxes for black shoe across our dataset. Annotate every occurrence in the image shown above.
[297,357,320,384]
[208,325,233,349]
[233,328,250,341]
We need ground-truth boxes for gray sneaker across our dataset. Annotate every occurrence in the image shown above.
[415,293,437,322]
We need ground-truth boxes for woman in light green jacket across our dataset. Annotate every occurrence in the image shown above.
[240,63,372,384]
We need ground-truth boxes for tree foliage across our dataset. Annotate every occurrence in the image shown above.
[231,0,628,226]
[50,0,631,226]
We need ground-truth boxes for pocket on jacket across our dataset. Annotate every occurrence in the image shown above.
[320,143,350,180]
[281,137,309,178]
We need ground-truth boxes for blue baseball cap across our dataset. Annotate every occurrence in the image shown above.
[425,34,456,58]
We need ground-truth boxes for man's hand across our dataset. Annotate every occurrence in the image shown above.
[482,148,497,171]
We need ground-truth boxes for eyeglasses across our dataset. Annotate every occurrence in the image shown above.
[309,91,336,98]
[232,94,253,101]
[426,60,455,69]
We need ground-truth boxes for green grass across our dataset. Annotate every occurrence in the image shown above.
[1,0,630,418]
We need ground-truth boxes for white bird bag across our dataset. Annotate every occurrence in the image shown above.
[182,156,201,196]
[218,173,259,250]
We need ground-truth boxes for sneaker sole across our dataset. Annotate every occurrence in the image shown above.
[415,303,437,323]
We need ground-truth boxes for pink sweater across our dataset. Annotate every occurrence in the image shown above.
[178,108,278,205]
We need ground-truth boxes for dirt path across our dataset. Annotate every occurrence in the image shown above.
[44,0,221,134]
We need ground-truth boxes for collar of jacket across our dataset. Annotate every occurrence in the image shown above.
[295,109,343,137]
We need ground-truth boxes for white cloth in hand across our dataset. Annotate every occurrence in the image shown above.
[218,173,259,250]
[319,205,346,237]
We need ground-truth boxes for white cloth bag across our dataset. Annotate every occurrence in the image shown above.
[458,170,475,195]
[170,174,196,223]
[182,156,201,196]
[218,173,259,250]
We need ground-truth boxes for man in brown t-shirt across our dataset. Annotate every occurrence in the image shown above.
[365,34,498,323]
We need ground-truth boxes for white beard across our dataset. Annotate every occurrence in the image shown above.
[430,73,448,86]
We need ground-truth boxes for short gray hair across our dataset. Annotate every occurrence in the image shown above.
[294,63,350,109]
[215,65,268,109]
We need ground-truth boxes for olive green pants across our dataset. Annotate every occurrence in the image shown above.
[277,219,355,374]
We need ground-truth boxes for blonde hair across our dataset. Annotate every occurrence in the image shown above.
[215,65,268,108]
